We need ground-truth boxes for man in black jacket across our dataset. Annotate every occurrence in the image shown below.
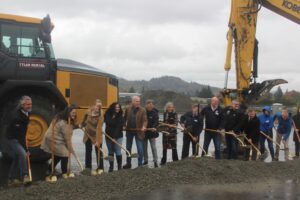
[6,96,32,185]
[180,104,203,159]
[143,100,159,167]
[201,97,223,159]
[221,100,244,160]
[243,108,260,161]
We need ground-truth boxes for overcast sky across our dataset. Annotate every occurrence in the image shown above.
[1,0,300,91]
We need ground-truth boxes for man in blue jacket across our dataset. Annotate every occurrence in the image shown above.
[258,106,275,161]
[273,109,293,161]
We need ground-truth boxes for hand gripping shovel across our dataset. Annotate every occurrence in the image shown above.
[46,122,57,182]
[105,133,138,158]
[177,123,212,158]
[83,129,115,161]
[242,135,261,156]
[204,128,246,148]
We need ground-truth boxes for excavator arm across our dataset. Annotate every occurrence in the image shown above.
[262,0,300,24]
[222,0,300,106]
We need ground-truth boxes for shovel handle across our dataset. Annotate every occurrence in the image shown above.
[51,121,56,175]
[204,128,246,147]
[260,131,281,148]
[105,133,132,157]
[25,139,32,182]
[242,135,261,155]
[177,123,206,155]
[72,152,84,171]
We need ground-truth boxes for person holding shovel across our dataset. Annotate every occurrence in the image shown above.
[292,107,300,158]
[160,102,179,165]
[123,96,147,169]
[273,109,293,161]
[80,99,104,173]
[180,104,203,159]
[104,102,124,172]
[41,105,77,179]
[242,108,260,161]
[201,97,223,159]
[220,100,244,160]
[143,99,159,168]
[6,96,32,186]
[258,106,275,161]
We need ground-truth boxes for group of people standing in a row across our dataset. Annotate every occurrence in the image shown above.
[5,95,300,186]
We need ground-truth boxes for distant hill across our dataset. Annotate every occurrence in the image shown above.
[119,76,221,96]
[141,90,193,113]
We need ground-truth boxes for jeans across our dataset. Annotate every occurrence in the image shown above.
[225,135,238,159]
[203,132,221,159]
[144,138,158,163]
[126,132,144,166]
[106,137,122,156]
[85,138,103,169]
[7,139,28,180]
[259,134,275,159]
[181,134,199,159]
[275,133,289,160]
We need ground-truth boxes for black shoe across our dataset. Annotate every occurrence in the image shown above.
[143,161,148,165]
[108,168,113,173]
[123,163,131,169]
[154,162,158,168]
[273,158,279,161]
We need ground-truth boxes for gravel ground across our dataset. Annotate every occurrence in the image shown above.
[0,158,300,200]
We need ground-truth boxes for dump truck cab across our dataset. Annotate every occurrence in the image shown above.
[0,14,56,82]
[0,14,118,161]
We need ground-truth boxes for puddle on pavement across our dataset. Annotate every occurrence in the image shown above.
[127,180,300,200]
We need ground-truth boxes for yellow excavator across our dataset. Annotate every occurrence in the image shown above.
[222,0,300,106]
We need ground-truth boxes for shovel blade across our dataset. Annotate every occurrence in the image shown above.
[104,156,115,162]
[64,173,75,178]
[45,175,57,182]
[130,153,138,158]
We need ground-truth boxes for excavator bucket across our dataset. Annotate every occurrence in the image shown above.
[246,79,288,103]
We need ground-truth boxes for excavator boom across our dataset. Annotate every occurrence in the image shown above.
[222,0,300,106]
[262,0,300,25]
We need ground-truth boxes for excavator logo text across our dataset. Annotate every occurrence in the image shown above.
[282,0,300,13]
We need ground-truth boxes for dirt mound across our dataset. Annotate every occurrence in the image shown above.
[0,158,299,200]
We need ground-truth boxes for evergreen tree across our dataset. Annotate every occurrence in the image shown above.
[128,86,136,93]
[274,86,283,102]
[198,85,213,98]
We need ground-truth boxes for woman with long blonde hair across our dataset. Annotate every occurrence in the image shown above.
[161,102,178,165]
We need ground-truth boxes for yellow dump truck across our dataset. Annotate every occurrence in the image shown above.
[0,13,118,161]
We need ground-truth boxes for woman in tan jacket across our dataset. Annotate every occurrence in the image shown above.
[41,105,77,178]
[80,99,104,173]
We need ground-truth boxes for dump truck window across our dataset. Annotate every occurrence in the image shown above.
[0,24,46,58]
